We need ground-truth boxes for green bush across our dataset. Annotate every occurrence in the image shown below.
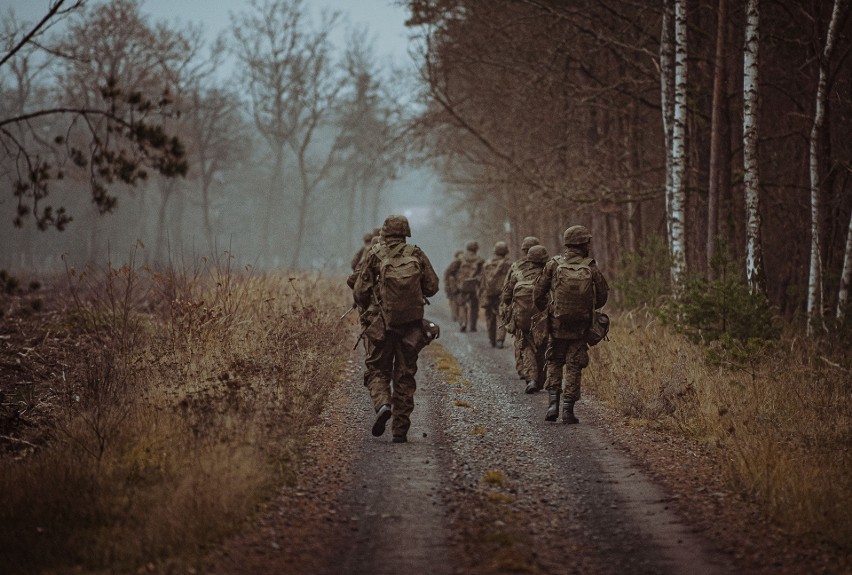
[614,234,671,308]
[660,246,779,345]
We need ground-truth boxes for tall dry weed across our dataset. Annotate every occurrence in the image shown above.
[588,309,852,549]
[0,249,353,573]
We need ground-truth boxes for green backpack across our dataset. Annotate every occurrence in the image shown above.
[481,258,508,297]
[374,242,424,327]
[550,256,595,327]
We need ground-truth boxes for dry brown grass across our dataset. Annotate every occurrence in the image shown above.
[0,250,353,573]
[586,309,852,549]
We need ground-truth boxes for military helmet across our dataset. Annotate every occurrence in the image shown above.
[494,241,509,256]
[521,236,540,253]
[466,240,479,252]
[381,214,411,237]
[362,231,374,243]
[527,245,549,264]
[562,225,592,246]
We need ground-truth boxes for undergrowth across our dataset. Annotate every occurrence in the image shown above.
[0,247,352,574]
[587,308,851,550]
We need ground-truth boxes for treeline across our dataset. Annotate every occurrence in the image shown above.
[0,0,405,270]
[404,0,852,326]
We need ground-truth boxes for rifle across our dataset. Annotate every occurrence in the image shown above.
[339,302,357,320]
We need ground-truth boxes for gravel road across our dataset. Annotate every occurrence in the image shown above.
[209,302,843,575]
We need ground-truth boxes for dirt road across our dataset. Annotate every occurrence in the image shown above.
[208,303,802,574]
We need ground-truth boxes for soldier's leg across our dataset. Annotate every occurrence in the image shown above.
[390,328,422,440]
[469,296,479,331]
[485,301,497,346]
[458,294,469,330]
[561,340,589,424]
[562,340,588,403]
[364,336,394,411]
[520,332,541,393]
[544,337,568,421]
[513,332,524,379]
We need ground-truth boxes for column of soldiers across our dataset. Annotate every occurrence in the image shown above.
[445,226,608,425]
[348,218,608,441]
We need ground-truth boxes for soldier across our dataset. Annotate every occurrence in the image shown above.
[480,241,513,347]
[501,236,540,382]
[353,214,440,443]
[444,250,464,322]
[452,241,484,332]
[502,244,549,393]
[534,225,608,424]
[350,230,376,271]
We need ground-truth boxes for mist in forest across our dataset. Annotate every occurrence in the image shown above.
[0,0,469,276]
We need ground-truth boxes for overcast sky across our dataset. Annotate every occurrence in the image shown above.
[1,0,416,68]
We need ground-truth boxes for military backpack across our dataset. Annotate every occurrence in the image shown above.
[457,253,481,294]
[373,242,424,327]
[481,257,508,297]
[549,256,596,328]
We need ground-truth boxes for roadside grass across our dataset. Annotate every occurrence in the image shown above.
[587,309,852,550]
[0,251,352,573]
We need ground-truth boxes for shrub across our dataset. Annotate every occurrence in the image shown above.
[614,234,671,308]
[660,247,779,345]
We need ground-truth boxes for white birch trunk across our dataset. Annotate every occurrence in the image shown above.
[669,0,688,289]
[743,0,766,295]
[838,211,852,322]
[660,0,675,275]
[808,0,848,334]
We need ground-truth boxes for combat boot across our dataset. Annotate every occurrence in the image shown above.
[371,404,392,437]
[545,388,560,422]
[562,401,579,425]
[524,380,540,394]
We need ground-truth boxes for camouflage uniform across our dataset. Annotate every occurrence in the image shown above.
[451,242,484,332]
[443,251,464,322]
[502,236,541,381]
[350,231,375,271]
[480,242,512,347]
[353,215,439,441]
[501,244,548,392]
[534,226,608,423]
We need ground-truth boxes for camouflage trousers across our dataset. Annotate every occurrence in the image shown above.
[448,292,462,323]
[513,331,546,385]
[482,295,505,346]
[364,322,425,437]
[458,292,479,331]
[544,337,589,403]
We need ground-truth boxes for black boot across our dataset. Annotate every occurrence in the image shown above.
[371,404,392,436]
[524,380,540,394]
[545,388,560,421]
[562,401,579,424]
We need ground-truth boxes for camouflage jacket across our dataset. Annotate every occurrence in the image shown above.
[352,236,440,314]
[533,247,608,339]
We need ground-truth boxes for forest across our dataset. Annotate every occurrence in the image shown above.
[2,0,851,331]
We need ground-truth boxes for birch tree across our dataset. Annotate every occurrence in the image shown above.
[668,0,688,290]
[742,0,766,296]
[808,0,848,334]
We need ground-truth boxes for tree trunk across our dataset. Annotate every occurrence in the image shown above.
[838,209,852,323]
[660,0,676,277]
[707,0,728,278]
[669,0,689,290]
[807,0,847,334]
[743,0,766,296]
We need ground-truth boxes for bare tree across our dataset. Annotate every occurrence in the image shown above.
[668,0,689,290]
[0,0,186,231]
[706,0,728,278]
[808,0,849,334]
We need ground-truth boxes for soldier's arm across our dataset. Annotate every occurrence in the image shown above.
[352,255,378,309]
[533,261,554,311]
[418,250,440,298]
[501,267,517,306]
[593,265,609,309]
